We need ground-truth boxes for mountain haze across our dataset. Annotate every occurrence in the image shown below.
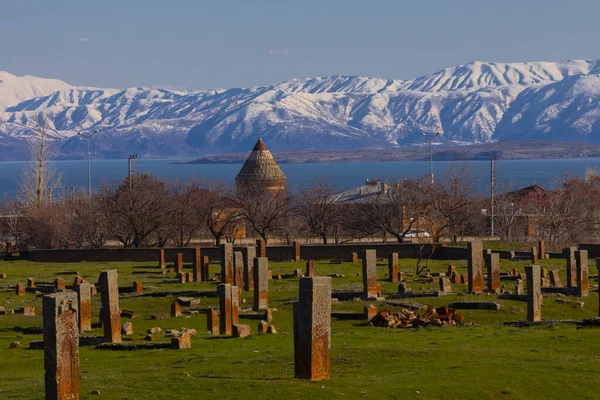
[1,60,600,159]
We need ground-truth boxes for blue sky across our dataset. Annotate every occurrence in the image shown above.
[1,0,599,90]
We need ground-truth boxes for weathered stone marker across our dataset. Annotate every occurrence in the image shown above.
[201,255,209,282]
[98,270,122,343]
[27,277,35,288]
[447,265,456,276]
[565,247,577,287]
[388,252,398,283]
[525,265,542,322]
[171,302,182,318]
[16,283,25,296]
[439,278,452,294]
[220,243,234,284]
[531,247,538,264]
[55,278,66,291]
[467,241,484,294]
[515,279,524,295]
[253,257,269,311]
[159,249,165,270]
[132,281,143,294]
[294,241,301,262]
[207,308,219,335]
[575,250,589,297]
[175,253,184,274]
[351,252,358,263]
[293,276,332,381]
[243,246,256,291]
[549,270,562,287]
[231,285,240,326]
[193,246,202,283]
[234,251,244,289]
[485,252,500,293]
[218,284,232,335]
[306,260,315,277]
[362,249,380,300]
[75,282,92,333]
[43,292,79,400]
[256,239,267,258]
[538,240,545,260]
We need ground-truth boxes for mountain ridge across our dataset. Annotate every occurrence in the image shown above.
[1,59,600,160]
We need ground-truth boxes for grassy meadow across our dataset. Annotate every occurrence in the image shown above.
[0,255,599,399]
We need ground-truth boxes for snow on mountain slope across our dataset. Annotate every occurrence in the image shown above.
[2,59,600,159]
[0,71,73,111]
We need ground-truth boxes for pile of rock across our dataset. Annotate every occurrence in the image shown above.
[369,305,466,329]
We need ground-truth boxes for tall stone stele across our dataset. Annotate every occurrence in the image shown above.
[467,241,484,294]
[253,257,269,311]
[525,265,542,322]
[293,276,332,381]
[98,269,122,343]
[43,292,79,400]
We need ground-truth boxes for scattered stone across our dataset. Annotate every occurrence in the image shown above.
[171,332,191,349]
[233,324,251,338]
[258,320,268,333]
[177,297,200,307]
[120,309,138,319]
[0,273,7,278]
[574,302,585,308]
[9,341,20,349]
[148,327,162,335]
[122,322,133,335]
[20,306,35,316]
[267,324,278,334]
[91,390,101,395]
[151,314,168,320]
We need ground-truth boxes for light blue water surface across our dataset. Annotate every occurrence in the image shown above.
[0,158,597,198]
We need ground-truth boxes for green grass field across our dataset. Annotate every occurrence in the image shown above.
[0,256,599,399]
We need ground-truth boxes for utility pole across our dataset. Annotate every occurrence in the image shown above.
[128,154,138,189]
[421,132,441,184]
[490,156,499,237]
[77,130,100,199]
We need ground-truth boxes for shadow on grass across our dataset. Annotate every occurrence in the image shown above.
[197,374,287,380]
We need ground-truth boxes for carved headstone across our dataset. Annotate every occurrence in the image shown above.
[388,253,398,283]
[362,249,380,300]
[16,283,25,296]
[575,250,589,297]
[220,243,234,284]
[306,260,315,277]
[549,270,562,287]
[43,292,79,400]
[243,246,256,291]
[159,249,166,270]
[207,308,219,335]
[485,253,500,293]
[293,276,332,381]
[294,241,301,262]
[525,266,542,322]
[201,255,209,282]
[175,253,184,275]
[439,278,452,294]
[75,282,92,333]
[467,241,484,294]
[98,270,122,343]
[253,257,269,311]
[565,247,577,287]
[234,251,244,289]
[218,284,232,335]
[256,239,266,258]
[193,246,202,283]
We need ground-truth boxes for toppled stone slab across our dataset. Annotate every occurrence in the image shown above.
[383,300,426,311]
[448,302,501,311]
[177,297,200,306]
[498,293,527,302]
[504,319,581,327]
[577,317,600,329]
[391,292,440,299]
[29,340,44,350]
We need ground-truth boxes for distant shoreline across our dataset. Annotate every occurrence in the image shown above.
[179,141,600,165]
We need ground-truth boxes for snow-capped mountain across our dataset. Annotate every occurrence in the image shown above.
[1,59,600,160]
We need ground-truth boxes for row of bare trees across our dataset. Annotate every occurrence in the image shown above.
[5,114,600,251]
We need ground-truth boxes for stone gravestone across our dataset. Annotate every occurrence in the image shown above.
[253,257,269,311]
[531,247,538,264]
[565,247,577,288]
[306,260,315,277]
[193,246,202,283]
[201,255,210,282]
[362,249,380,300]
[75,282,92,333]
[207,308,219,335]
[256,239,267,258]
[27,277,35,288]
[55,278,66,291]
[98,270,122,343]
[388,253,398,283]
[447,265,456,276]
[351,252,358,263]
[231,285,240,326]
[525,265,542,322]
[43,292,79,400]
[575,250,589,297]
[515,279,524,295]
[467,241,484,294]
[538,240,545,260]
[158,248,166,270]
[171,302,182,318]
[293,276,332,381]
[485,253,500,293]
[175,253,184,275]
[132,281,143,294]
[549,270,562,287]
[220,243,234,284]
[294,241,301,262]
[234,251,244,289]
[218,284,240,335]
[439,278,452,294]
[16,283,25,296]
[243,246,256,291]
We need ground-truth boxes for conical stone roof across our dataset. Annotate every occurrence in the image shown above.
[235,138,286,187]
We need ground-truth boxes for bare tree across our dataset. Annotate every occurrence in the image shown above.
[103,174,169,248]
[294,180,344,244]
[233,183,290,242]
[18,113,61,210]
[199,184,241,246]
[167,181,206,247]
[70,191,113,248]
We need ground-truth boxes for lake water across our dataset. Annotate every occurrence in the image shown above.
[1,157,598,197]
